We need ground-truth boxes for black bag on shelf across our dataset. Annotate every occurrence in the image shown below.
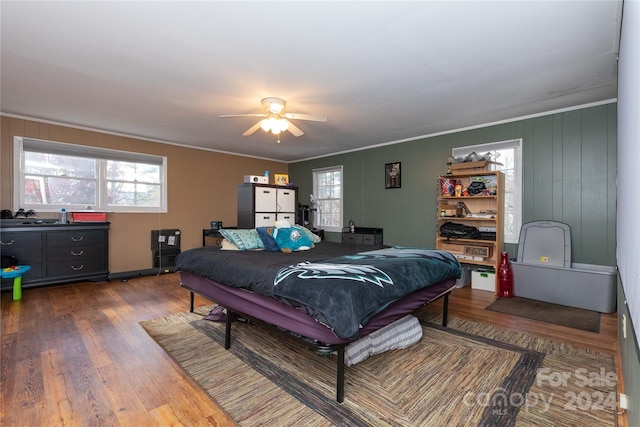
[440,222,481,240]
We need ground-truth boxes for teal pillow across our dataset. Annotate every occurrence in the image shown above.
[219,229,264,251]
[274,227,314,253]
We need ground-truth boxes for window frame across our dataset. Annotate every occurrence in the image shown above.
[452,138,522,244]
[312,165,343,233]
[13,136,168,213]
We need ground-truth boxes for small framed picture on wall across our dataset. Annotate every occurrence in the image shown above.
[385,162,401,189]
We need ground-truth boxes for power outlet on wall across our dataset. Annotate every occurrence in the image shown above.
[620,393,628,410]
[622,314,627,339]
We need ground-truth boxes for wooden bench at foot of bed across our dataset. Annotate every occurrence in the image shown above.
[180,271,455,403]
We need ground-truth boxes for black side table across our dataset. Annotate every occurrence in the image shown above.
[202,227,238,246]
[202,229,224,246]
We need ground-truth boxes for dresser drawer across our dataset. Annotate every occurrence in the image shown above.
[254,213,276,228]
[46,245,105,262]
[47,230,105,248]
[46,259,107,278]
[276,213,295,223]
[0,232,42,249]
[0,246,43,264]
[342,233,363,245]
[362,234,382,245]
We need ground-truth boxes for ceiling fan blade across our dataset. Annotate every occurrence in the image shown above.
[220,114,267,118]
[286,121,304,137]
[242,121,263,136]
[283,112,328,122]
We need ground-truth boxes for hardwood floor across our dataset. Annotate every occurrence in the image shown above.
[1,273,625,426]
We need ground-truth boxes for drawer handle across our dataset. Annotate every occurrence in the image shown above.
[70,265,85,271]
[71,250,84,256]
[0,240,15,246]
[70,236,84,242]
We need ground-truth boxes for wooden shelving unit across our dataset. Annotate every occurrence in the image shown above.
[436,170,504,292]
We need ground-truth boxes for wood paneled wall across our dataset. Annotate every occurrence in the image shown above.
[0,116,287,273]
[289,103,617,266]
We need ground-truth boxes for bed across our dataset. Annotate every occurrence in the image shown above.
[176,240,461,402]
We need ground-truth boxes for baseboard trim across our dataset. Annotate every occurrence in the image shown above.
[108,267,176,281]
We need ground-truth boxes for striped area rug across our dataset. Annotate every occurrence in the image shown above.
[141,306,617,426]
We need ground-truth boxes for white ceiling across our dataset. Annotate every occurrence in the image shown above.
[1,1,622,162]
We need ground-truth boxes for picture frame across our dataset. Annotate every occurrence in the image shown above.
[385,162,401,189]
[274,174,289,186]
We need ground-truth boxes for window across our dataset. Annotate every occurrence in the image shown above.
[13,136,167,213]
[312,166,343,232]
[452,139,522,244]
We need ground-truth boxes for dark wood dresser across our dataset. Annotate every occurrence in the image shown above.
[1,220,109,290]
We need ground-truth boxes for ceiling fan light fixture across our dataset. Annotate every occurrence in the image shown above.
[223,97,324,139]
[262,117,289,135]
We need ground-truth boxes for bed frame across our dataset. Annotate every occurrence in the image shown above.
[180,271,455,402]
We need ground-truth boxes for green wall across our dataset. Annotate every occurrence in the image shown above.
[290,103,617,266]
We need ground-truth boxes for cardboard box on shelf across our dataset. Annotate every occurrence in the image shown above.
[465,245,493,258]
[441,242,465,254]
[448,161,501,173]
[449,161,490,173]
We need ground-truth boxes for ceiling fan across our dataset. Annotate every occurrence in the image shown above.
[220,97,328,138]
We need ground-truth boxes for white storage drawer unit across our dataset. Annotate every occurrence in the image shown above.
[238,183,298,228]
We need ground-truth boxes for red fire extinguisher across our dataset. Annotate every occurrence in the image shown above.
[498,252,514,298]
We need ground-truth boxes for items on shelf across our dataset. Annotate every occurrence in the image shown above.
[439,175,498,197]
[436,170,504,294]
[447,151,503,174]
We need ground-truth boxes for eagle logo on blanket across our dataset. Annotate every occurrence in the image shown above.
[274,262,393,287]
[272,247,461,339]
[273,248,459,289]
